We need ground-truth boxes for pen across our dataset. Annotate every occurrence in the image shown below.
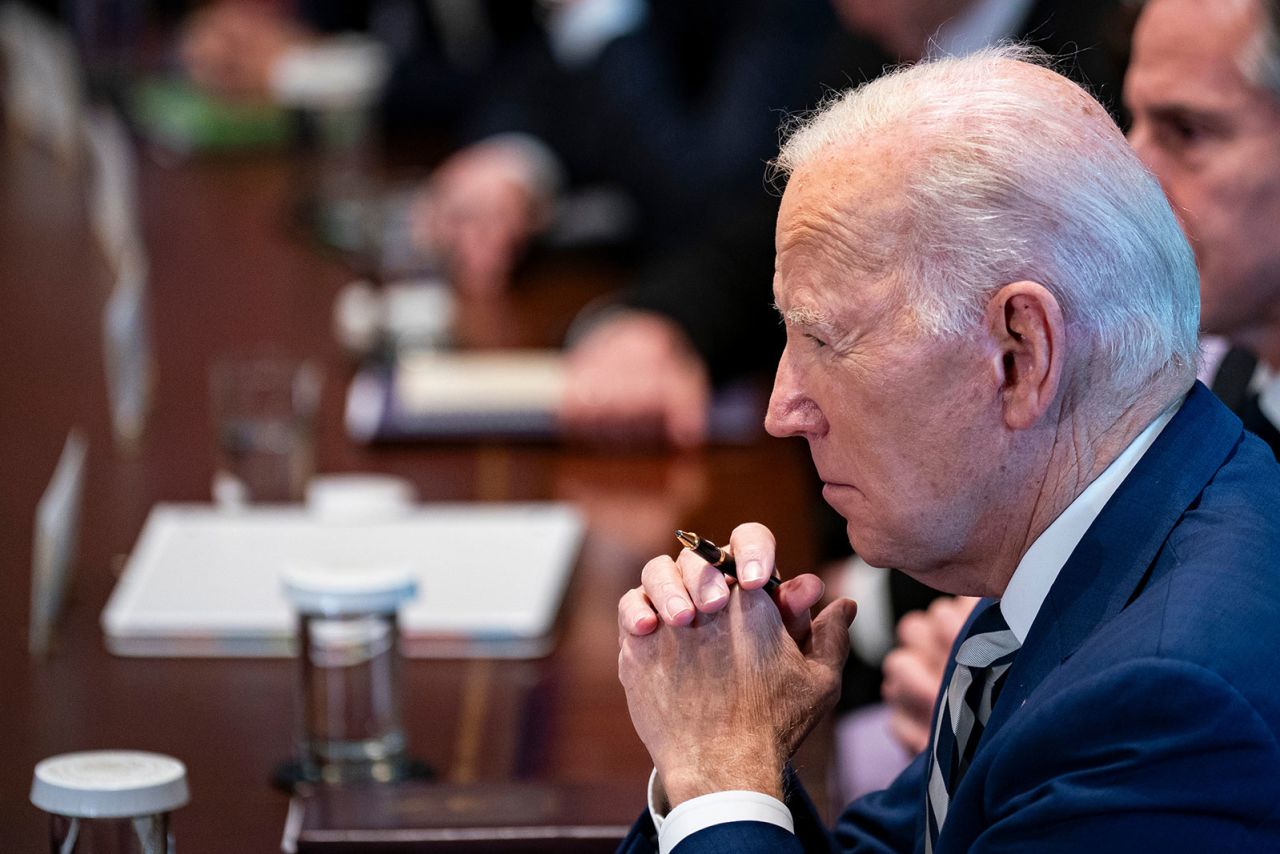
[675,530,781,593]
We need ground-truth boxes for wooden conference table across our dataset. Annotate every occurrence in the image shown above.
[0,131,830,851]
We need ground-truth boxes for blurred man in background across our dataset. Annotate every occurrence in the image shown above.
[1127,0,1280,457]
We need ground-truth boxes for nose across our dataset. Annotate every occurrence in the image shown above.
[1126,120,1153,167]
[1126,118,1168,185]
[765,343,826,438]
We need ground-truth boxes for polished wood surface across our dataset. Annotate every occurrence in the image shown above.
[0,132,828,851]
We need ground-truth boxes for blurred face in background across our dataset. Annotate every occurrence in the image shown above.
[1126,0,1280,348]
[831,0,976,60]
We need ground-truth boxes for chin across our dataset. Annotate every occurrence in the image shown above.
[843,523,895,571]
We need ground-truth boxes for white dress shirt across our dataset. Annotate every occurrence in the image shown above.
[649,401,1181,853]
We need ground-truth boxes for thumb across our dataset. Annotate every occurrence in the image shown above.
[808,598,858,670]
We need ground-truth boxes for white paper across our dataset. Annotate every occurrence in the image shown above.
[102,503,585,659]
[395,350,565,414]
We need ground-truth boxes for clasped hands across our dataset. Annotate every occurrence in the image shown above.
[617,523,858,807]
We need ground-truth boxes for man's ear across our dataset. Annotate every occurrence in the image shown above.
[985,281,1064,430]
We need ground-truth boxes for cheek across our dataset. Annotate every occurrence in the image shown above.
[1188,165,1280,295]
[1181,148,1280,251]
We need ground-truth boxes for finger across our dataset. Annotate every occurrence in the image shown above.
[775,574,826,646]
[675,548,731,613]
[726,522,777,589]
[618,586,659,639]
[808,598,858,672]
[640,555,695,626]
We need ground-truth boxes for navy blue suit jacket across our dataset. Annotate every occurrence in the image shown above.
[619,383,1280,852]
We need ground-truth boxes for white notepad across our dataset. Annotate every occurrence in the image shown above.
[344,349,766,443]
[102,503,585,659]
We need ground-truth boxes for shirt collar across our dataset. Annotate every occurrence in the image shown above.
[1000,400,1181,643]
[927,0,1036,59]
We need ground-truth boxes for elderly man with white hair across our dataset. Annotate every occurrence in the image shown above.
[615,45,1280,853]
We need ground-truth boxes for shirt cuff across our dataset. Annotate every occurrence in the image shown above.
[646,769,794,853]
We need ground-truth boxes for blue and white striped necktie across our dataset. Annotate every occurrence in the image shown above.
[925,602,1021,851]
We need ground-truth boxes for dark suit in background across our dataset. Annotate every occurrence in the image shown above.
[298,0,540,143]
[1211,346,1280,459]
[461,0,830,255]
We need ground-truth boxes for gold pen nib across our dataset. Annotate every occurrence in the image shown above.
[675,530,699,550]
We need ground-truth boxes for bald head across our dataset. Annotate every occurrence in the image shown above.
[775,46,1200,403]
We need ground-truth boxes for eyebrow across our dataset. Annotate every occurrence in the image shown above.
[1143,102,1227,126]
[773,302,828,328]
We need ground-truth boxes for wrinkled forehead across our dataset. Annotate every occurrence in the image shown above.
[775,141,913,278]
[773,145,916,327]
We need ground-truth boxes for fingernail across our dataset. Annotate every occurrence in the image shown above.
[700,580,727,607]
[740,560,765,584]
[666,596,692,620]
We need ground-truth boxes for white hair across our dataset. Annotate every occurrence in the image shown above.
[773,44,1200,399]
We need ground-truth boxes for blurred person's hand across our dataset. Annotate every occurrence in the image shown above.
[881,595,980,754]
[413,140,556,295]
[561,311,711,448]
[181,2,310,98]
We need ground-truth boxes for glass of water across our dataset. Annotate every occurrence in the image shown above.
[30,750,189,854]
[282,564,417,785]
[209,356,321,505]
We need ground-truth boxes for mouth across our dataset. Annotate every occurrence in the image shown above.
[820,480,857,499]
